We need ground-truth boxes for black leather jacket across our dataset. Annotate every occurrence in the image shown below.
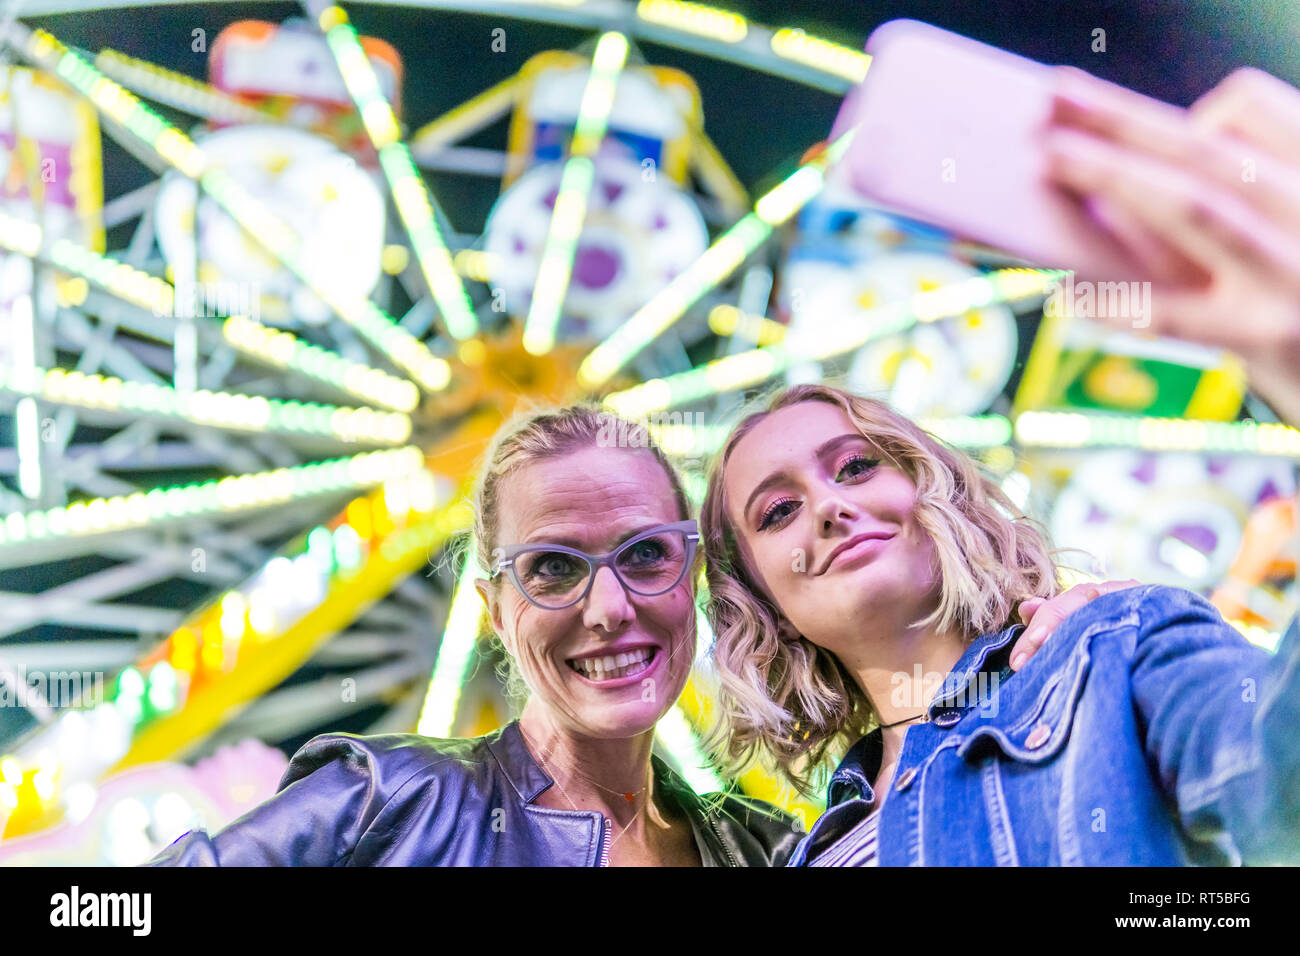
[145,721,804,866]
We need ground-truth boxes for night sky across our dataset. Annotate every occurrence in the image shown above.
[21,0,1300,236]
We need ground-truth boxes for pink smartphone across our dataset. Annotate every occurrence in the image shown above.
[832,19,1186,283]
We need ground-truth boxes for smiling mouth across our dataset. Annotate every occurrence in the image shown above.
[818,533,895,575]
[566,647,657,682]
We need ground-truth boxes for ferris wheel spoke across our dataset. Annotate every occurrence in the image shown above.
[522,31,628,356]
[0,3,921,832]
[0,210,420,412]
[5,24,454,394]
[305,0,480,342]
[0,364,413,447]
[603,269,1062,416]
[92,47,277,125]
[576,136,843,390]
[0,446,428,568]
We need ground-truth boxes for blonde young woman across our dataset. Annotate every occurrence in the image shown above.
[148,403,1085,867]
[700,383,1300,866]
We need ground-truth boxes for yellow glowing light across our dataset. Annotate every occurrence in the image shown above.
[770,28,870,84]
[636,0,748,43]
[347,499,373,540]
[381,244,410,275]
[169,628,199,673]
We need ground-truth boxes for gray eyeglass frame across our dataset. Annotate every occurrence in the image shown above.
[489,519,700,610]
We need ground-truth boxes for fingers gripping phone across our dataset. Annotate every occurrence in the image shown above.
[832,19,1185,284]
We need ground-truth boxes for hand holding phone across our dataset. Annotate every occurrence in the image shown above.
[832,19,1190,284]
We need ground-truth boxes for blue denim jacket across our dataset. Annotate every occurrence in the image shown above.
[789,585,1300,866]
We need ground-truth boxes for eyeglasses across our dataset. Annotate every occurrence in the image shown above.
[490,520,699,610]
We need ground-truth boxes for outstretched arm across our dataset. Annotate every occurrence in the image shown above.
[1127,586,1300,864]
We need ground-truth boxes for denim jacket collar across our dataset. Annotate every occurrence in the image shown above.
[827,623,1023,806]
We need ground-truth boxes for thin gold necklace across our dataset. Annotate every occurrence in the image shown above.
[519,726,649,851]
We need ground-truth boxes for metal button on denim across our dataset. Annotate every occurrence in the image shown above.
[894,767,917,792]
[1025,724,1051,749]
[933,710,961,728]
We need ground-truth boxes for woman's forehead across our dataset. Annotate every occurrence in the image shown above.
[724,403,863,495]
[497,447,681,541]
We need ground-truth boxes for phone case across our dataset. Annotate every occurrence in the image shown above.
[833,19,1183,284]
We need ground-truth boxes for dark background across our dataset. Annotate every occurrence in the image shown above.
[24,0,1300,232]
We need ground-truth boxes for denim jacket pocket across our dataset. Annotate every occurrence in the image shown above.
[955,641,1092,765]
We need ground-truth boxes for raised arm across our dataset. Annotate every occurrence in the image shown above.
[1128,585,1300,864]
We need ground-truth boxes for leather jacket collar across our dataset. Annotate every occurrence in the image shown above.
[489,720,801,866]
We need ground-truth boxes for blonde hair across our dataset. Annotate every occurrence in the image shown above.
[699,384,1058,794]
[461,402,694,701]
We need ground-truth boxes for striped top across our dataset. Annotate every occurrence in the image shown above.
[808,806,880,867]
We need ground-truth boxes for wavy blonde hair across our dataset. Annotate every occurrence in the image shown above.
[699,384,1059,794]
[456,402,694,702]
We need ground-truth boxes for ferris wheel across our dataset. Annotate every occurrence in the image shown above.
[0,0,937,858]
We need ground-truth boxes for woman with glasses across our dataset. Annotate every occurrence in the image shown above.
[147,403,1096,866]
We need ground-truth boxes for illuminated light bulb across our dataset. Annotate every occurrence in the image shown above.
[292,551,327,605]
[147,662,178,712]
[26,511,48,540]
[306,526,336,575]
[0,783,17,811]
[66,501,90,534]
[100,376,124,410]
[115,693,144,726]
[200,635,224,673]
[409,470,437,513]
[331,407,356,442]
[32,769,55,802]
[770,27,871,83]
[755,171,822,226]
[371,495,395,536]
[636,0,748,43]
[1,756,22,787]
[170,627,199,673]
[6,513,26,540]
[332,523,363,572]
[248,590,276,636]
[418,359,451,391]
[381,244,409,275]
[346,498,374,540]
[116,666,145,699]
[265,556,295,593]
[86,498,109,531]
[272,468,295,501]
[384,477,411,520]
[64,782,98,824]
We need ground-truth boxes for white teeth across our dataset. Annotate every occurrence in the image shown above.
[569,648,655,681]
